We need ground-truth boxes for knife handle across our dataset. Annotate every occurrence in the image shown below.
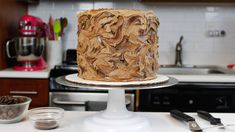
[197,110,221,125]
[170,110,195,122]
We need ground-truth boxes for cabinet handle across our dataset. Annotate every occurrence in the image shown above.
[10,91,38,95]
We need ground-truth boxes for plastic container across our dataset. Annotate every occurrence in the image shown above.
[28,107,64,130]
[46,40,63,69]
[0,96,31,124]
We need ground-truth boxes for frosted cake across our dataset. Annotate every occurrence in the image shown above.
[77,9,160,82]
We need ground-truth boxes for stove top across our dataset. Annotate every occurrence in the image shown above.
[50,64,77,78]
[50,49,78,77]
[54,64,77,70]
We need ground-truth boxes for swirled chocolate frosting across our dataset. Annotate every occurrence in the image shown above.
[77,9,160,82]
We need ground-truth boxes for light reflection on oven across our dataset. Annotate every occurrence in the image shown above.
[49,92,135,111]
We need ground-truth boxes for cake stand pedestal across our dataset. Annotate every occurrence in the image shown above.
[83,89,150,132]
[56,75,178,132]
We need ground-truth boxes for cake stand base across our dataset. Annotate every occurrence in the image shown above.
[56,75,178,132]
[82,89,152,132]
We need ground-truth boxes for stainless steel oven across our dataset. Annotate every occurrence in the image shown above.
[49,49,135,111]
[139,82,235,112]
[49,92,135,111]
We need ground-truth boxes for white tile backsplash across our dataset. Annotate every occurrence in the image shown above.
[76,1,94,10]
[29,0,235,67]
[94,0,114,8]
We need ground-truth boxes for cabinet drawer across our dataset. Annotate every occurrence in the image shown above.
[0,84,8,96]
[0,78,49,107]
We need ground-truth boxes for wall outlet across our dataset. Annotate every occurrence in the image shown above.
[205,9,226,38]
[207,30,226,37]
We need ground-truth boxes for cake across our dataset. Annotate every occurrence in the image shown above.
[77,9,160,82]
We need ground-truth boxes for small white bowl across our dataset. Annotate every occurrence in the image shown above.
[28,107,64,130]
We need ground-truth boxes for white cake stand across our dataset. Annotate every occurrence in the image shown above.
[56,74,178,132]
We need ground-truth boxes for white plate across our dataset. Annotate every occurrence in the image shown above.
[65,74,169,86]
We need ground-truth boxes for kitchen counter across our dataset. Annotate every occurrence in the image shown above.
[0,68,50,79]
[168,74,235,83]
[159,65,235,83]
[1,111,235,132]
[0,67,234,82]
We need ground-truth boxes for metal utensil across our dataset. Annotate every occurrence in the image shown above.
[197,110,235,129]
[170,110,202,132]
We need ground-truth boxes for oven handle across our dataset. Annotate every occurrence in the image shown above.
[53,98,86,106]
[53,99,130,106]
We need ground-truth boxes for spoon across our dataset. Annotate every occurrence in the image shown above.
[54,19,61,40]
[60,17,68,37]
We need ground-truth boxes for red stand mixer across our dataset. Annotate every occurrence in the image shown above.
[6,15,47,71]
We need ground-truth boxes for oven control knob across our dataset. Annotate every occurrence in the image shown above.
[188,99,194,105]
[216,97,227,106]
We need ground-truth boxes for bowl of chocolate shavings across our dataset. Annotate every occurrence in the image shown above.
[0,96,31,124]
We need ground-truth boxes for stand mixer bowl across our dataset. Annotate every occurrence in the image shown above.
[6,37,45,62]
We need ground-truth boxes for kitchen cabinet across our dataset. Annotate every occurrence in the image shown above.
[0,78,49,108]
[140,0,235,3]
[0,83,8,96]
[0,0,27,70]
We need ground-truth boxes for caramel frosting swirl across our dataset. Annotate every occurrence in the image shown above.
[77,9,160,82]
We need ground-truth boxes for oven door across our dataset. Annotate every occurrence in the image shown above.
[139,82,235,112]
[49,92,135,111]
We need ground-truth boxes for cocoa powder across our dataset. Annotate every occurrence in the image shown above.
[34,119,58,130]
